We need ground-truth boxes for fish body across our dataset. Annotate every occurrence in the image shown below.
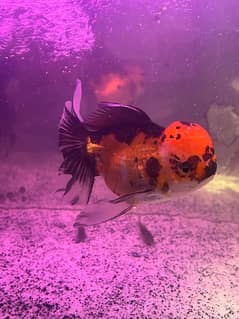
[59,80,217,225]
[88,122,165,199]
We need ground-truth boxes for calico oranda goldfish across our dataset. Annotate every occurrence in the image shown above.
[58,79,217,226]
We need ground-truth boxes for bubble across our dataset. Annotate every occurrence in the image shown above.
[0,0,95,60]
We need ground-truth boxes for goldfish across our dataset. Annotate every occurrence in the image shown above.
[58,79,217,226]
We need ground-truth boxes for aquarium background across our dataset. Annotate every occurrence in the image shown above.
[0,1,239,318]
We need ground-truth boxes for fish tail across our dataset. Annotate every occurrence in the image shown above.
[58,101,96,203]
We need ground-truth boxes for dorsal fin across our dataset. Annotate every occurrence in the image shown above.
[73,79,84,121]
[85,102,152,131]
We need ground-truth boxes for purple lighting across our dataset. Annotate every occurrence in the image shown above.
[0,0,94,59]
[0,0,239,317]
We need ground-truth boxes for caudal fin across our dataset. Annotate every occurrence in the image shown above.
[58,100,96,203]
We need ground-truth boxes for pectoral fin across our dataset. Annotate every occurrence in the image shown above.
[74,201,133,226]
[110,188,153,204]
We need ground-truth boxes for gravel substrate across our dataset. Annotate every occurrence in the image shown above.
[0,153,238,319]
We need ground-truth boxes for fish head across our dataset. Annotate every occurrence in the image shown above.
[160,121,217,193]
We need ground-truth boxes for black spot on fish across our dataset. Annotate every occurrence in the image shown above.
[170,135,174,139]
[204,160,217,178]
[145,157,161,186]
[134,157,138,163]
[176,133,181,140]
[188,155,201,165]
[176,126,181,129]
[173,154,180,160]
[143,123,165,140]
[153,140,158,145]
[202,153,212,161]
[202,145,214,162]
[119,122,163,145]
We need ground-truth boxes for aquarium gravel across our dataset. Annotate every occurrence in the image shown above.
[0,154,238,319]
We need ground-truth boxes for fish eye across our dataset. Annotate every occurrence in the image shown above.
[181,162,191,173]
[180,156,201,174]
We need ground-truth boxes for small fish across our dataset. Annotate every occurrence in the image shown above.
[58,79,217,226]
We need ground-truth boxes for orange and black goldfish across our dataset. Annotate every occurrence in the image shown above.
[58,79,217,226]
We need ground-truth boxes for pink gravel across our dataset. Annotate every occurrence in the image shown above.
[0,153,238,319]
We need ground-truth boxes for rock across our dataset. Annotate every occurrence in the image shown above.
[207,104,239,145]
[207,104,239,169]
